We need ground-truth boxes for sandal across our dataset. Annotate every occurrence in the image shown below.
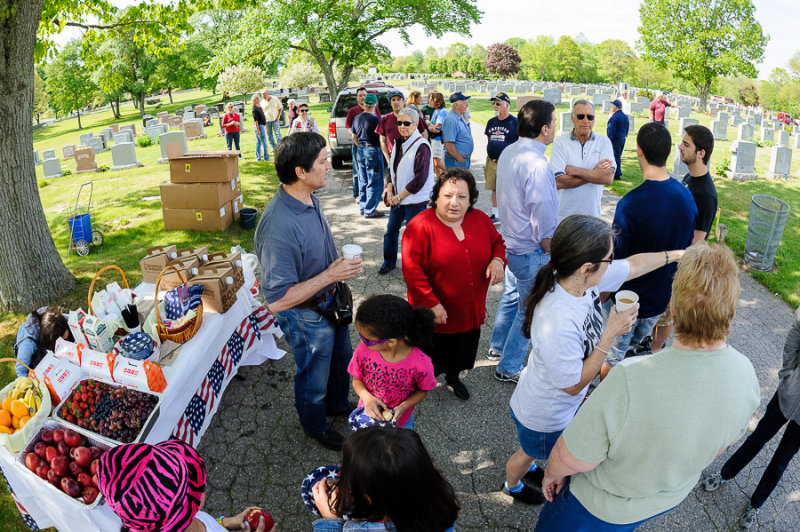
[701,473,725,492]
[740,505,758,529]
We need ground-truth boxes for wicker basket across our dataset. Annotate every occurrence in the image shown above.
[0,358,52,453]
[154,264,203,344]
[87,264,129,316]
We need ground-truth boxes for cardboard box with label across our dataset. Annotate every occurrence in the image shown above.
[204,252,244,291]
[176,245,209,264]
[140,245,178,284]
[188,264,237,313]
[168,151,239,184]
[229,194,244,222]
[160,256,201,291]
[162,204,232,231]
[160,178,240,210]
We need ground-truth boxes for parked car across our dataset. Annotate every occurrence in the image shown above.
[327,86,395,169]
[777,112,795,126]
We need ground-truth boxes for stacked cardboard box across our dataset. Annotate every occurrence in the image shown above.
[160,150,243,231]
[188,263,238,313]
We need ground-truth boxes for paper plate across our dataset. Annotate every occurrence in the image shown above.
[300,465,341,516]
[348,405,396,432]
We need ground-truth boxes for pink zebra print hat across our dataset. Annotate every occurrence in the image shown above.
[96,439,207,532]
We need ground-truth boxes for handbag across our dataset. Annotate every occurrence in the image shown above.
[316,282,353,327]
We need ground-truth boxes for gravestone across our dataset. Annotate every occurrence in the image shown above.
[731,114,741,127]
[542,88,561,105]
[110,142,142,171]
[79,132,93,146]
[100,128,114,143]
[121,124,136,135]
[776,131,790,147]
[717,112,729,125]
[182,120,204,140]
[141,115,154,128]
[86,137,106,153]
[43,149,56,160]
[761,127,774,144]
[33,150,40,165]
[194,104,206,115]
[113,131,134,145]
[766,146,792,179]
[110,124,119,133]
[679,117,699,136]
[592,93,611,106]
[670,144,688,179]
[585,87,596,96]
[319,93,331,103]
[560,111,572,133]
[737,123,754,141]
[157,130,188,163]
[74,147,99,174]
[636,96,651,106]
[629,102,644,114]
[160,115,172,124]
[145,119,159,128]
[627,115,635,135]
[708,107,718,119]
[42,157,62,178]
[146,124,168,139]
[157,111,169,119]
[677,107,690,118]
[754,114,762,126]
[516,95,543,110]
[773,122,782,132]
[711,119,727,140]
[184,111,196,120]
[795,134,800,149]
[602,101,612,113]
[729,141,758,181]
[62,145,76,159]
[176,109,184,117]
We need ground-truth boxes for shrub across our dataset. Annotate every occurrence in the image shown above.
[636,89,655,99]
[713,157,730,176]
[62,169,72,176]
[136,135,153,148]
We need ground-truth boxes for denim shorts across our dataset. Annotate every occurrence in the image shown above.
[510,407,562,460]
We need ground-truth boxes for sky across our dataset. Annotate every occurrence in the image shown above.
[55,0,797,80]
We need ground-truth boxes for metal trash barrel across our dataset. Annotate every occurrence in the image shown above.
[743,195,790,271]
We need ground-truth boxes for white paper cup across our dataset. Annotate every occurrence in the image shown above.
[342,244,362,260]
[615,290,639,312]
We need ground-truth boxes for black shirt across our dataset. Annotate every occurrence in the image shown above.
[252,106,267,126]
[682,172,718,236]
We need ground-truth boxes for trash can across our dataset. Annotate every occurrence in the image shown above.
[743,195,790,271]
[240,208,258,230]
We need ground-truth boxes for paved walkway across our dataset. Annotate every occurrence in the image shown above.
[198,124,799,531]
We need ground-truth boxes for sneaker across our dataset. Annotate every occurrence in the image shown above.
[306,428,345,451]
[740,505,758,529]
[501,483,546,505]
[489,213,497,221]
[495,369,521,383]
[378,264,395,275]
[486,348,501,361]
[364,211,385,218]
[523,467,544,488]
[701,473,725,492]
[446,378,470,400]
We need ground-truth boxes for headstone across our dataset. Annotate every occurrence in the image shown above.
[678,117,699,137]
[737,123,754,141]
[670,144,688,179]
[629,102,644,114]
[636,96,651,106]
[141,115,154,128]
[717,112,729,125]
[43,149,56,160]
[711,119,727,140]
[157,111,169,119]
[100,128,113,142]
[194,104,206,115]
[111,124,119,133]
[516,95,543,110]
[761,127,774,144]
[146,124,168,139]
[776,130,790,147]
[42,157,62,178]
[627,115,635,135]
[542,88,561,105]
[753,114,761,126]
[62,145,76,159]
[176,109,184,117]
[731,114,741,127]
[585,87,596,96]
[795,134,800,149]
[74,147,99,174]
[33,150,40,165]
[560,111,572,133]
[110,142,142,171]
[184,111,196,120]
[79,132,94,146]
[773,121,782,132]
[86,137,106,153]
[766,146,792,179]
[602,100,612,113]
[121,124,136,135]
[678,107,690,118]
[319,93,331,103]
[729,140,758,181]
[157,130,188,163]
[145,119,159,128]
[182,120,203,140]
[113,131,134,145]
[708,107,718,119]
[592,93,611,106]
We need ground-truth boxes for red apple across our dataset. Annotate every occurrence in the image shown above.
[77,472,92,488]
[82,486,99,505]
[47,469,60,486]
[52,429,64,444]
[69,461,83,476]
[50,455,69,477]
[63,429,82,447]
[90,459,100,475]
[61,477,82,497]
[45,446,58,463]
[72,447,93,467]
[40,429,54,443]
[91,473,99,488]
[25,453,41,472]
[246,509,274,531]
[89,447,103,460]
[57,441,71,457]
[34,442,47,459]
[35,462,49,480]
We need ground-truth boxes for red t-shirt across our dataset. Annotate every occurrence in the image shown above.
[401,208,506,334]
[648,99,671,122]
[345,105,381,129]
[375,113,427,154]
[222,112,240,133]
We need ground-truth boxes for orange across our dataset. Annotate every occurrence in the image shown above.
[0,410,10,427]
[11,416,20,429]
[2,397,12,411]
[0,426,12,434]
[19,415,30,428]
[10,400,29,419]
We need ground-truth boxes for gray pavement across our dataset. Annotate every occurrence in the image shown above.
[198,124,799,531]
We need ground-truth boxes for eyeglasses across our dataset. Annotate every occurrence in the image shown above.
[299,109,308,113]
[358,332,390,347]
[575,114,595,121]
[397,120,414,126]
[598,252,614,264]
[493,102,503,106]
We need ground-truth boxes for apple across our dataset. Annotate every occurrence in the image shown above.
[52,429,64,444]
[91,473,99,488]
[89,447,103,460]
[77,472,92,488]
[61,477,82,497]
[57,441,71,457]
[36,462,49,480]
[25,453,41,472]
[246,509,274,531]
[90,459,100,475]
[50,455,69,477]
[69,461,83,476]
[82,486,99,505]
[40,429,54,444]
[63,429,82,447]
[45,446,58,463]
[72,446,93,468]
[34,442,47,459]
[47,469,60,486]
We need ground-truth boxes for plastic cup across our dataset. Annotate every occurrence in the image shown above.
[342,244,362,260]
[615,290,639,312]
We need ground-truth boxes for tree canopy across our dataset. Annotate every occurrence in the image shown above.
[485,42,521,78]
[43,40,96,128]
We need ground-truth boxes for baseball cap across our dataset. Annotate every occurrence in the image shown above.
[491,92,510,104]
[364,93,378,105]
[449,92,471,103]
[610,99,623,108]
[388,90,404,99]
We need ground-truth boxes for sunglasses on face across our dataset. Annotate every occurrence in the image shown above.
[575,114,595,121]
[598,252,614,264]
[358,332,390,347]
[299,109,308,113]
[397,120,414,126]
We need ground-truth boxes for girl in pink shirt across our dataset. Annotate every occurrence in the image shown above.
[348,294,438,429]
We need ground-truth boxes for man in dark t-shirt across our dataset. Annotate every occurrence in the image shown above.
[345,87,381,200]
[484,91,518,220]
[352,94,384,218]
[680,125,718,244]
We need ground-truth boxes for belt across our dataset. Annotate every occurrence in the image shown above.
[487,158,498,162]
[295,287,334,310]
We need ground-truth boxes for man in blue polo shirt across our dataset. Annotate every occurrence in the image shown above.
[255,132,363,451]
[443,92,474,169]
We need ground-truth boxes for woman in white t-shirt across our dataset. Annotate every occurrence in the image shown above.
[501,214,685,505]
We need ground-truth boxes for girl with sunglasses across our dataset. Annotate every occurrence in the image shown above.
[347,294,438,429]
[289,104,319,134]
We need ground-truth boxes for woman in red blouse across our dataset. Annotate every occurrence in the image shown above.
[402,168,506,400]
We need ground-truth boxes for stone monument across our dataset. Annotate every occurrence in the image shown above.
[766,146,792,179]
[62,145,75,159]
[42,157,62,178]
[110,142,142,171]
[74,147,100,174]
[671,144,688,179]
[679,117,699,137]
[157,130,188,163]
[728,140,758,181]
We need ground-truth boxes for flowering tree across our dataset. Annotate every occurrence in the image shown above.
[485,42,521,79]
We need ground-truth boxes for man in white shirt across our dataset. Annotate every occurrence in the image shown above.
[261,90,284,151]
[550,100,615,222]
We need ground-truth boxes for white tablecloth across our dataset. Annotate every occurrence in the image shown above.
[0,286,284,531]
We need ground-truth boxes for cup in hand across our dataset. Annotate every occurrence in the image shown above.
[342,244,362,260]
[615,290,639,312]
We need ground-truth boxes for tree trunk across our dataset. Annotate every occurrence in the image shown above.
[168,88,173,104]
[115,94,121,118]
[696,81,711,112]
[0,0,75,312]
[76,110,82,129]
[138,91,146,117]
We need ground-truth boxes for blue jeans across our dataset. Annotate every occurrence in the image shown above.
[610,137,625,178]
[382,203,427,269]
[254,124,269,161]
[351,144,360,198]
[602,299,660,366]
[444,153,470,169]
[510,407,562,460]
[225,131,240,152]
[274,306,353,435]
[535,482,671,531]
[491,248,550,376]
[266,120,281,149]
[356,146,384,216]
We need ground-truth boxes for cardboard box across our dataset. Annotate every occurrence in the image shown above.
[160,256,201,291]
[229,195,243,222]
[188,264,237,313]
[160,181,238,210]
[168,151,239,183]
[204,252,244,291]
[140,245,178,284]
[176,245,209,263]
[162,204,233,231]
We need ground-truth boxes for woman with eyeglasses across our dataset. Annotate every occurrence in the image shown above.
[500,214,684,506]
[289,103,319,134]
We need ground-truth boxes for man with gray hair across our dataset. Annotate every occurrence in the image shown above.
[261,90,283,150]
[550,99,615,222]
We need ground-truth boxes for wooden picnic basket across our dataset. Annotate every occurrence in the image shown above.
[154,264,203,344]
